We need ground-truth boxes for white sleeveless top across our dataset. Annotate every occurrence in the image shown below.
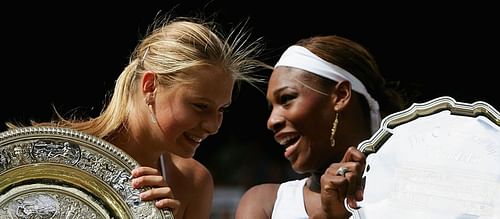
[271,178,309,219]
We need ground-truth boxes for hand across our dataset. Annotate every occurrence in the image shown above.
[131,166,180,214]
[319,146,366,219]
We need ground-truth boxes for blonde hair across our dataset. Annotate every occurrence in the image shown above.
[8,16,269,139]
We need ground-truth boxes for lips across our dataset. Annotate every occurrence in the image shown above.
[275,133,300,159]
[185,134,203,143]
[276,134,300,146]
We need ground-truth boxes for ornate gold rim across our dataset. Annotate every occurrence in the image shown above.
[0,126,174,219]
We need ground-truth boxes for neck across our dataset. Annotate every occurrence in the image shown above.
[109,130,161,168]
[309,171,323,193]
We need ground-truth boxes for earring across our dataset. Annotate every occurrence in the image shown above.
[330,112,339,148]
[148,104,157,124]
[144,93,157,124]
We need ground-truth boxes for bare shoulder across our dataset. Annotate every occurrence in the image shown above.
[169,154,214,218]
[171,155,213,190]
[244,183,280,196]
[235,183,280,219]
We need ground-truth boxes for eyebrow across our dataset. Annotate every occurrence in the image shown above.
[267,86,289,107]
[194,95,232,108]
[270,86,289,98]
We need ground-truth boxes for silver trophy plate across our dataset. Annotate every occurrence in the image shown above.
[0,126,174,219]
[347,96,500,219]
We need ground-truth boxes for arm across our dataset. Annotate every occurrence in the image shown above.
[235,183,280,219]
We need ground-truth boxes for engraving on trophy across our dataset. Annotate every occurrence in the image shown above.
[32,140,81,165]
[9,194,58,218]
[0,184,111,218]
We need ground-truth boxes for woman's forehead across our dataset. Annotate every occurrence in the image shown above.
[270,67,321,84]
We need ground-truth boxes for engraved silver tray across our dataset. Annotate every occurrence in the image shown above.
[0,126,174,219]
[347,96,500,219]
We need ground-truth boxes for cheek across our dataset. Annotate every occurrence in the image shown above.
[296,111,325,132]
[291,100,323,123]
[156,105,197,138]
[291,100,332,134]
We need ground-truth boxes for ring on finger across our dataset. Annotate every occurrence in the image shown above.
[336,166,350,177]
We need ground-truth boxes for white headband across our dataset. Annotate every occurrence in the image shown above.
[275,45,381,133]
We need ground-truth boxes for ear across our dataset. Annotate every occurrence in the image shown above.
[332,80,352,111]
[142,71,157,94]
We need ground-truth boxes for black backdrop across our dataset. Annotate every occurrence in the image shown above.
[2,1,498,188]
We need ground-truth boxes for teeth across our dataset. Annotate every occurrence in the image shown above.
[278,135,299,145]
[188,135,203,143]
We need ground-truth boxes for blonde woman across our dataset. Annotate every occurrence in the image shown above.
[8,15,267,219]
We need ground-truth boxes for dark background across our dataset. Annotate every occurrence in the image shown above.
[1,1,498,189]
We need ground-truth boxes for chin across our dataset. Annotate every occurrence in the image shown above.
[179,151,196,158]
[172,147,196,158]
[291,163,308,174]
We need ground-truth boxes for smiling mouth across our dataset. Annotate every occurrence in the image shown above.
[277,135,300,147]
[186,134,203,143]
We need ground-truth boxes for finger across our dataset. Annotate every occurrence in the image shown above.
[141,187,180,214]
[341,146,366,165]
[155,197,181,212]
[131,166,162,177]
[341,147,366,201]
[320,172,350,214]
[322,165,349,199]
[132,174,167,188]
[140,186,174,201]
[343,164,362,208]
[322,175,346,199]
[326,162,363,208]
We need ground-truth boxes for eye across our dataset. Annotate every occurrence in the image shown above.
[279,94,296,105]
[193,103,208,111]
[219,105,230,113]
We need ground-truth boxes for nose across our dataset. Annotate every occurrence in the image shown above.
[267,108,285,133]
[202,112,222,135]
